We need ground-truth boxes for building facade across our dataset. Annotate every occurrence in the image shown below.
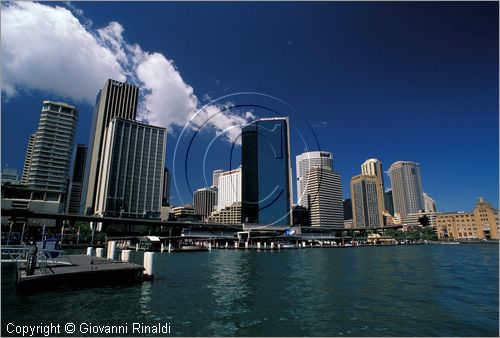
[1,184,63,227]
[84,79,139,215]
[2,168,20,184]
[292,205,310,226]
[351,174,385,227]
[212,169,224,188]
[171,204,201,220]
[163,167,171,206]
[296,151,333,207]
[343,199,353,220]
[193,187,217,220]
[436,198,499,240]
[384,189,395,216]
[21,133,36,184]
[94,118,166,218]
[389,161,425,219]
[242,117,293,226]
[306,167,343,227]
[402,211,438,228]
[423,192,437,212]
[217,168,241,211]
[24,101,78,195]
[208,202,242,224]
[66,144,87,214]
[361,158,385,211]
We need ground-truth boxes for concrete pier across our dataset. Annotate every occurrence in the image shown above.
[16,255,143,292]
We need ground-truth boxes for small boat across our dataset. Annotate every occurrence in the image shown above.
[440,241,460,245]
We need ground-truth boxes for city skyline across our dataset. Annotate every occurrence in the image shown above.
[1,2,498,212]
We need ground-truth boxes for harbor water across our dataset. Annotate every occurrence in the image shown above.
[2,244,498,336]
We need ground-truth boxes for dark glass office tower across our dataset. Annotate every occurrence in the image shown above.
[241,117,292,226]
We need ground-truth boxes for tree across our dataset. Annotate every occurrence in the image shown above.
[418,215,430,227]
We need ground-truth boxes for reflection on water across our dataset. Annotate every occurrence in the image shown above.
[1,245,498,336]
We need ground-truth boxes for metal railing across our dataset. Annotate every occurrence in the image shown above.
[1,245,72,275]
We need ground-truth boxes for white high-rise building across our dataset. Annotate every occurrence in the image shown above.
[306,167,343,227]
[217,168,241,212]
[389,161,425,219]
[212,169,224,187]
[423,192,437,212]
[296,151,333,206]
[25,101,78,193]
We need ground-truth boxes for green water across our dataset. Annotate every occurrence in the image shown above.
[2,245,498,336]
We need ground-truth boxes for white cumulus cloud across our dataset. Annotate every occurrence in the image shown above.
[1,1,125,102]
[1,1,253,143]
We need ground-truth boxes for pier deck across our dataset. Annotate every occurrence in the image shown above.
[17,255,144,291]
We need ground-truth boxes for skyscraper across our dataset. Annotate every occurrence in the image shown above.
[193,187,217,220]
[306,167,343,227]
[83,79,139,215]
[351,174,385,227]
[162,167,171,206]
[384,189,395,216]
[296,151,333,206]
[423,192,437,212]
[217,168,241,211]
[212,169,224,188]
[361,158,385,211]
[242,117,292,226]
[21,133,36,184]
[25,101,78,193]
[94,118,166,218]
[343,199,353,220]
[389,161,425,219]
[66,144,87,214]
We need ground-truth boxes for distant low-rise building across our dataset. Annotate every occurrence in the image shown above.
[402,211,438,228]
[436,198,499,240]
[209,202,242,224]
[2,168,20,185]
[171,204,201,221]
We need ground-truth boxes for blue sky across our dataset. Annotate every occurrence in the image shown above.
[2,1,498,211]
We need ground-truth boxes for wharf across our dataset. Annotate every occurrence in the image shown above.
[17,255,144,292]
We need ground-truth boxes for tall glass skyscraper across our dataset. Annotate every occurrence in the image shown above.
[389,161,425,218]
[241,117,292,226]
[83,79,139,215]
[67,144,87,214]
